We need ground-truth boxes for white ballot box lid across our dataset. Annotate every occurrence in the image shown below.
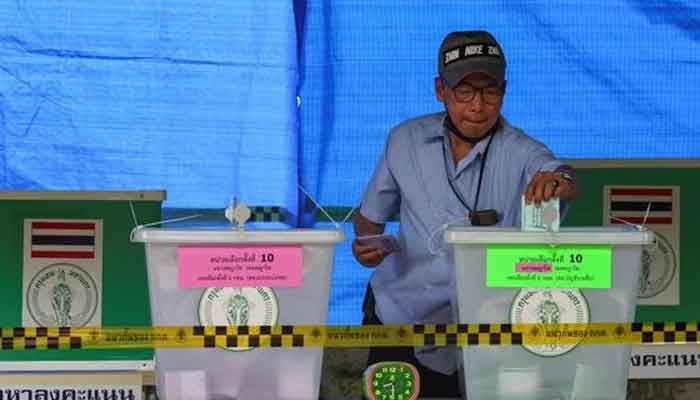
[444,226,654,245]
[131,227,344,244]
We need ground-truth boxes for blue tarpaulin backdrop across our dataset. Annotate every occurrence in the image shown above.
[1,1,299,209]
[1,0,698,323]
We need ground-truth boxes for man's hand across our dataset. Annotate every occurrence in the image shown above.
[352,240,388,267]
[525,170,577,204]
[352,211,388,268]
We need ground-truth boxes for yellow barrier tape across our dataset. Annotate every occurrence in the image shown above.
[0,322,697,351]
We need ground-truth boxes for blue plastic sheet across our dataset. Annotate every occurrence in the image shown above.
[1,1,299,209]
[299,0,700,323]
[2,1,699,323]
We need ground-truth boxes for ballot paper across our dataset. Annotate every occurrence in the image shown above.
[521,196,560,232]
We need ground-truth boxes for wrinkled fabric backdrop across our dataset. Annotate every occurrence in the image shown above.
[2,0,698,323]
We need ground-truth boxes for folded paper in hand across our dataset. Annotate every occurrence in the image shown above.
[355,234,401,254]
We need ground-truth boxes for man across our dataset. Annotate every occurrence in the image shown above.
[352,30,577,398]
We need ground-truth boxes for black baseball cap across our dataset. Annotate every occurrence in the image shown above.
[438,30,506,88]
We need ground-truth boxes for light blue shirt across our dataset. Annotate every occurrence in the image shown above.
[359,112,565,374]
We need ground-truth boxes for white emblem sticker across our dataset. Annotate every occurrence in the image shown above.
[198,287,279,351]
[510,289,590,357]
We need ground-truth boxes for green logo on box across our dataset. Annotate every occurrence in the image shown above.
[486,244,612,289]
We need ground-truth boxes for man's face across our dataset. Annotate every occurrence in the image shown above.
[435,72,505,137]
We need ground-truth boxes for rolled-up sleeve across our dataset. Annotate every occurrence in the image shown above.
[523,139,565,182]
[359,133,401,224]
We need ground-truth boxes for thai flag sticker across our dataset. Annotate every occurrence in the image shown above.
[608,187,673,226]
[30,221,97,259]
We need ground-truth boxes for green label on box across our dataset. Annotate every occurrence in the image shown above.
[486,244,612,288]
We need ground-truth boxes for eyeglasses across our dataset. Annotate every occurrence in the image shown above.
[450,82,503,105]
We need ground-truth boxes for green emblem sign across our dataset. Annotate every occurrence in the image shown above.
[486,244,612,289]
[363,362,420,400]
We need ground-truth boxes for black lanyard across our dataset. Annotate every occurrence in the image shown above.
[442,131,496,217]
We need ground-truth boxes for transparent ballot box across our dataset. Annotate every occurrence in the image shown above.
[132,227,344,400]
[445,227,653,400]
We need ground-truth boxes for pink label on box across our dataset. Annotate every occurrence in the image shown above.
[178,245,303,288]
[515,262,552,273]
